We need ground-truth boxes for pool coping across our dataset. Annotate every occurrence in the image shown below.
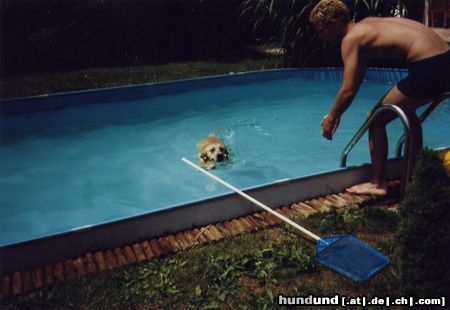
[1,176,403,298]
[0,67,407,115]
[0,158,403,274]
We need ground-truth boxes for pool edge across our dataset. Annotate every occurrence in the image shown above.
[0,67,407,115]
[0,158,403,274]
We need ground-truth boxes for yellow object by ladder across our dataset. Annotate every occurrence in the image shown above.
[436,147,450,175]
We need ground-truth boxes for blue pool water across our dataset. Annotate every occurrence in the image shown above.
[1,73,449,246]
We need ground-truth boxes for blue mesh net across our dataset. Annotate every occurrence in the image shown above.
[315,234,390,283]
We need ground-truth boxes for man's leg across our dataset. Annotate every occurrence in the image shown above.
[367,110,395,194]
[346,86,428,195]
[346,110,396,195]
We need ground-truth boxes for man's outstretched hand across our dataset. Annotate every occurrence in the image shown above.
[321,114,340,140]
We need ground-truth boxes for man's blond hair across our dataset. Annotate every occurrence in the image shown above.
[309,0,350,28]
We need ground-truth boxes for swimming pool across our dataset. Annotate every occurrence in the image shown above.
[1,69,449,247]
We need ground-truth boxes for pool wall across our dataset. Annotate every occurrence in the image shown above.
[0,68,408,273]
[0,159,402,274]
[0,67,407,115]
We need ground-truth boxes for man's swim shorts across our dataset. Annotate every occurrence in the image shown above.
[397,50,450,99]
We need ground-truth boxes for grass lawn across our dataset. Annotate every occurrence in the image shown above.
[0,56,281,99]
[1,205,401,309]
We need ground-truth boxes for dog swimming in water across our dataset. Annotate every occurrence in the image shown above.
[197,134,229,170]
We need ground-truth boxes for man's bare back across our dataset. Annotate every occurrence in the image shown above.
[310,0,450,196]
[346,17,449,62]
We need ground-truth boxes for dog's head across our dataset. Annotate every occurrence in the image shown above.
[200,143,229,164]
[198,135,229,168]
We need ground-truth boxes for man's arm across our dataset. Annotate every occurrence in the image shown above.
[330,34,367,118]
[322,31,368,139]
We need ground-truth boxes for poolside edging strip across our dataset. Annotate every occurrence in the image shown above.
[0,183,400,298]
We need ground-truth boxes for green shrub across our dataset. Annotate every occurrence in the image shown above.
[395,149,450,297]
[240,0,334,67]
[240,0,413,67]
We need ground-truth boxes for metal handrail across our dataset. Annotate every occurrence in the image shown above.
[340,92,450,194]
[340,104,411,168]
[395,92,450,157]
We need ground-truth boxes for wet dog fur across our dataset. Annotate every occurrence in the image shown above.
[197,134,229,169]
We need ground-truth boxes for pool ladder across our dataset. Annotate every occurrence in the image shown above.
[340,92,450,195]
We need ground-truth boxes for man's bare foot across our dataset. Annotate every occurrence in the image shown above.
[346,182,387,196]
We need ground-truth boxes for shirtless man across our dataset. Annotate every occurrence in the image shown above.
[309,0,450,195]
